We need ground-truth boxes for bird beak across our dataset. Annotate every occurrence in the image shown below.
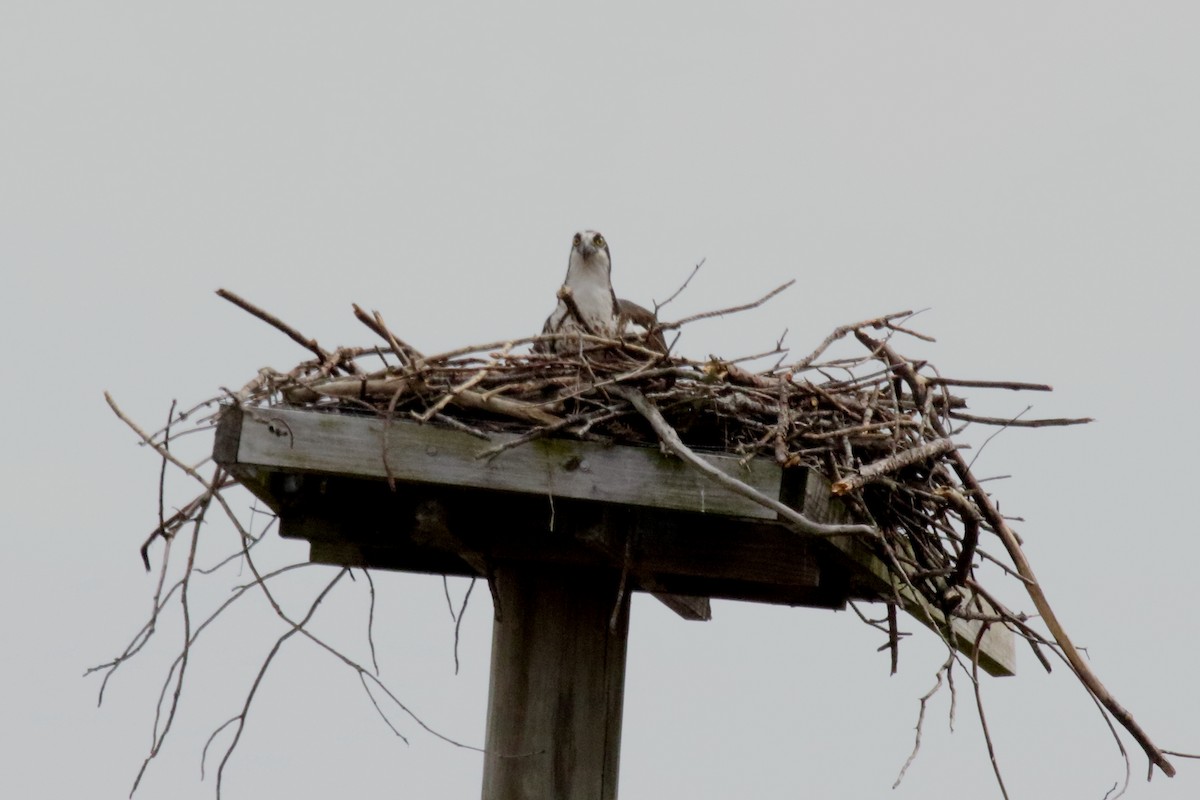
[578,243,596,258]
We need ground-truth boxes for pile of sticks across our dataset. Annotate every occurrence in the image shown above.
[222,286,1083,581]
[203,286,1178,784]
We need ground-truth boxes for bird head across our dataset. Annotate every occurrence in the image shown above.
[571,230,611,273]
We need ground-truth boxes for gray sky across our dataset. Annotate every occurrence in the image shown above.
[4,2,1199,797]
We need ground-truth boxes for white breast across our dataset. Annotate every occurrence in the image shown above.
[543,257,618,350]
[562,270,618,336]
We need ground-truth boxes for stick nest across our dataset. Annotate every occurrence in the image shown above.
[111,286,1178,790]
[228,296,1087,623]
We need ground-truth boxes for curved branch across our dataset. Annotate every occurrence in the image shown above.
[608,386,879,539]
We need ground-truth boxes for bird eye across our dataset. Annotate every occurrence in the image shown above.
[593,234,605,248]
[573,233,582,247]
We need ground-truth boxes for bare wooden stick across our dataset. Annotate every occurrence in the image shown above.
[418,346,510,422]
[948,411,1094,427]
[283,376,412,404]
[791,309,914,371]
[929,377,1053,392]
[801,418,919,441]
[937,487,982,588]
[139,478,236,570]
[654,258,704,314]
[451,389,562,426]
[830,438,958,495]
[351,303,422,366]
[609,385,879,539]
[660,279,795,330]
[217,289,358,374]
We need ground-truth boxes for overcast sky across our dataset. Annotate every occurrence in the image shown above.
[4,2,1199,798]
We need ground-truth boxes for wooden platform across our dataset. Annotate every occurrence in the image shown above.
[214,404,1015,678]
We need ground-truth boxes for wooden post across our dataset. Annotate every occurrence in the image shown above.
[481,564,629,800]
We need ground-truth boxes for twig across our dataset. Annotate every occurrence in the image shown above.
[156,400,175,551]
[364,569,380,676]
[417,348,509,422]
[928,377,1053,392]
[887,602,899,675]
[210,569,349,797]
[351,303,422,366]
[966,406,1030,473]
[216,289,357,374]
[660,279,795,330]
[609,386,879,539]
[453,578,476,676]
[830,438,958,495]
[971,625,1010,800]
[654,258,704,314]
[948,411,1093,427]
[894,658,951,788]
[936,487,982,587]
[792,309,914,371]
[442,576,457,622]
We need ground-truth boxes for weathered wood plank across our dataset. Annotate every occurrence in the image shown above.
[227,405,783,520]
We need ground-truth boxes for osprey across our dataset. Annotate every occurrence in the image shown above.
[537,230,666,354]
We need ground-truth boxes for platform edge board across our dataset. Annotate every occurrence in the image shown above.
[214,405,1016,676]
[220,405,785,520]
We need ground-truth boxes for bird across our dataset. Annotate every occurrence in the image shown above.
[536,230,667,355]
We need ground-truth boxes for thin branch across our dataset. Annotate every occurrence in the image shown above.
[928,377,1053,392]
[211,569,349,798]
[948,410,1093,427]
[654,258,704,314]
[894,658,950,789]
[971,625,1010,800]
[609,386,879,539]
[830,438,958,495]
[453,578,476,676]
[351,303,422,366]
[364,569,380,676]
[216,289,357,374]
[792,309,915,371]
[660,279,795,330]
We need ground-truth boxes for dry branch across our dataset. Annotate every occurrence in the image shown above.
[608,385,878,539]
[216,289,358,375]
[830,438,958,495]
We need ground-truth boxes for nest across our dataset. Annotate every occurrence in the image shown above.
[224,288,1089,616]
[103,284,1179,795]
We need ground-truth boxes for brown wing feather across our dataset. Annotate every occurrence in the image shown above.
[616,298,668,354]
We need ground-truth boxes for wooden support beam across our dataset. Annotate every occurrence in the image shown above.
[647,592,711,621]
[222,405,784,520]
[264,476,840,609]
[214,404,1015,675]
[482,564,628,800]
